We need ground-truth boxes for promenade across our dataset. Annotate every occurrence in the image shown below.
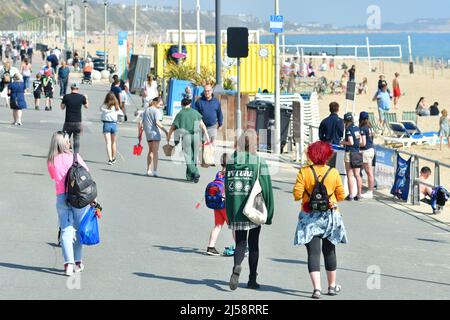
[0,73,449,300]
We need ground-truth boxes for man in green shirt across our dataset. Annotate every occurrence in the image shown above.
[167,98,210,183]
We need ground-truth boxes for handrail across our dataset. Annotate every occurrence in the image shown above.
[397,150,450,169]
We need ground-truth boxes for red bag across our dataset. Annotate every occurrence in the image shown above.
[133,128,144,156]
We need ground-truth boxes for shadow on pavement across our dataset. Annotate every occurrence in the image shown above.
[133,272,310,297]
[272,257,450,287]
[269,258,307,265]
[152,245,206,256]
[416,238,449,244]
[23,154,105,165]
[101,169,188,183]
[0,262,64,277]
[46,242,60,248]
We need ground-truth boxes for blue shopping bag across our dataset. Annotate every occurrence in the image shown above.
[79,207,100,246]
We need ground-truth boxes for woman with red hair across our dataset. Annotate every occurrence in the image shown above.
[293,141,347,299]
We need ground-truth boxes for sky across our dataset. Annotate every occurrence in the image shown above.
[109,0,450,27]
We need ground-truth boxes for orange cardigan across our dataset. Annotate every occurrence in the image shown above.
[293,165,345,210]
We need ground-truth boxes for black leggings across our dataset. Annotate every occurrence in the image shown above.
[234,227,261,279]
[63,122,82,154]
[305,237,337,273]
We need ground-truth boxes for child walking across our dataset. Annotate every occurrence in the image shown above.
[439,109,450,150]
[33,73,43,110]
[206,153,235,256]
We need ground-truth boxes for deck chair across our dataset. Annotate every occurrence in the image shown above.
[368,112,382,133]
[402,111,417,124]
[385,112,398,125]
[383,122,434,147]
[401,121,439,145]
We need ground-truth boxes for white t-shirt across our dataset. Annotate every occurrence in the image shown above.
[142,81,158,103]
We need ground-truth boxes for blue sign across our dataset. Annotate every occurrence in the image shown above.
[270,15,284,33]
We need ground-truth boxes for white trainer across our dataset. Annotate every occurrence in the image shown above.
[65,264,74,276]
[361,191,374,199]
[147,170,153,177]
[75,263,85,273]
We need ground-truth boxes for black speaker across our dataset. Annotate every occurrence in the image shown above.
[227,27,249,58]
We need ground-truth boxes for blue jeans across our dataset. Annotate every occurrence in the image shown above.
[23,76,30,90]
[56,194,89,264]
[59,78,68,97]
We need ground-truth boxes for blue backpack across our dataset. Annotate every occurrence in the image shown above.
[205,172,226,210]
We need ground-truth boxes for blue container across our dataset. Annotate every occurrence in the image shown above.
[166,79,193,117]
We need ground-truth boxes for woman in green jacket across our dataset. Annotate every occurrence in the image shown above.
[226,131,274,291]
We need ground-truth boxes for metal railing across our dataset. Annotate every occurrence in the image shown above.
[397,150,450,205]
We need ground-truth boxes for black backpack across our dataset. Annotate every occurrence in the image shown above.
[305,166,333,212]
[66,153,97,208]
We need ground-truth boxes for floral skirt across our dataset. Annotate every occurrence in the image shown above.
[294,210,348,246]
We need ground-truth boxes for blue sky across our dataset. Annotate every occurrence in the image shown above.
[110,0,450,27]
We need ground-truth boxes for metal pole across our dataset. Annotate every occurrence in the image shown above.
[274,0,281,154]
[215,0,222,88]
[366,37,371,72]
[178,0,182,57]
[71,3,75,53]
[104,1,107,68]
[133,0,137,55]
[84,2,87,59]
[408,35,414,74]
[64,0,68,50]
[196,0,201,74]
[236,58,242,137]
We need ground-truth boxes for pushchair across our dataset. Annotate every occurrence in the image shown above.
[81,71,92,85]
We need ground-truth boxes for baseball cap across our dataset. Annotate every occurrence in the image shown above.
[71,82,80,89]
[359,111,369,121]
[344,112,354,122]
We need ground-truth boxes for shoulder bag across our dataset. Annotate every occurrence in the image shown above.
[243,157,268,225]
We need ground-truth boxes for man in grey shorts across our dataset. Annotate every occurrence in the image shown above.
[193,84,223,165]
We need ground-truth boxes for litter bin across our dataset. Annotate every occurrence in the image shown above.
[280,105,293,151]
[65,50,72,61]
[247,100,274,151]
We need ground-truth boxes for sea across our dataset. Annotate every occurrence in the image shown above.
[209,32,450,63]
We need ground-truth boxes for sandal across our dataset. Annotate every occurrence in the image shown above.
[328,285,342,296]
[311,289,321,299]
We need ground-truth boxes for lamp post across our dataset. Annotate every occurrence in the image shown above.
[196,0,201,74]
[178,0,182,59]
[133,0,137,55]
[71,1,75,53]
[59,8,63,41]
[274,0,281,155]
[104,1,108,68]
[64,0,68,50]
[83,1,88,59]
[215,0,222,88]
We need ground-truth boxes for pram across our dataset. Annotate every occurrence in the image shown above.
[81,71,92,85]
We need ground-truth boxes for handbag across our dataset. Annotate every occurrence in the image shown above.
[202,142,215,167]
[350,151,363,168]
[133,128,143,156]
[243,157,268,225]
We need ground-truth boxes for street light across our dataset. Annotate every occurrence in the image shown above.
[196,0,201,74]
[83,1,88,59]
[178,0,182,59]
[104,1,108,69]
[133,0,137,55]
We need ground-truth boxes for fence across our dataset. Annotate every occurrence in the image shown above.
[397,150,450,206]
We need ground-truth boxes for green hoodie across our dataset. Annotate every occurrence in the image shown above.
[225,152,274,225]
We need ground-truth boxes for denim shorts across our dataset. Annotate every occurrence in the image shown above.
[103,121,118,134]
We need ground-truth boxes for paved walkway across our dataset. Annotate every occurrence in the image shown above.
[0,68,449,300]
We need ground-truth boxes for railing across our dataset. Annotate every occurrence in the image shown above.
[397,150,450,205]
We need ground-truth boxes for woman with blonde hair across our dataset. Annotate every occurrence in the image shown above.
[100,92,123,165]
[8,73,27,125]
[47,131,90,276]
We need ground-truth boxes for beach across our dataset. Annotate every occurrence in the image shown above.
[312,58,450,187]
